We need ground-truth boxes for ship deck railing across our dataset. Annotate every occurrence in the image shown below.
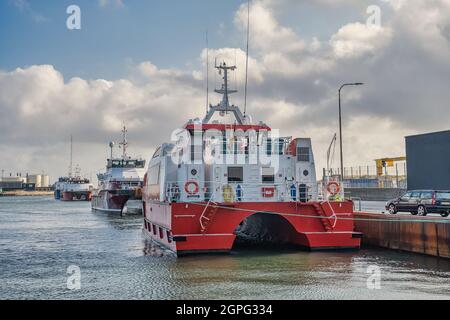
[165,181,313,203]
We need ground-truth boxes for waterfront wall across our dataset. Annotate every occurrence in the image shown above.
[0,190,53,197]
[346,188,406,201]
[354,213,450,259]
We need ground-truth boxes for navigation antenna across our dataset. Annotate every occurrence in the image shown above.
[74,164,81,179]
[109,141,115,160]
[119,125,128,159]
[244,0,251,118]
[69,135,73,178]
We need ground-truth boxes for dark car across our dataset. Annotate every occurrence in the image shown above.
[386,190,450,217]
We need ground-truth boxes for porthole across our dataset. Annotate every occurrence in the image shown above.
[303,170,309,177]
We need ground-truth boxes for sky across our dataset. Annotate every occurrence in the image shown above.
[0,0,449,182]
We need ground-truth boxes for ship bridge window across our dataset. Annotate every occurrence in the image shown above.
[262,167,275,184]
[124,160,136,168]
[135,160,145,168]
[111,160,122,168]
[228,167,243,183]
[266,138,272,156]
[297,147,310,162]
[234,132,247,155]
[148,164,160,185]
[275,139,284,155]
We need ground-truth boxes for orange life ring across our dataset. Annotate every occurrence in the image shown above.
[184,181,199,195]
[327,181,341,196]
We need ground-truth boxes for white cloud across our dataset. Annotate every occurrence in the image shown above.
[0,63,206,180]
[200,48,265,84]
[390,0,450,63]
[234,1,306,55]
[330,23,393,59]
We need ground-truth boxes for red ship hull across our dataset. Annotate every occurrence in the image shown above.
[61,191,92,201]
[143,200,362,255]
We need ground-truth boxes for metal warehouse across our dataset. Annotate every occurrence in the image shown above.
[406,130,450,190]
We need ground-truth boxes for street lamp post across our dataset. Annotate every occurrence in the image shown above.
[338,83,364,182]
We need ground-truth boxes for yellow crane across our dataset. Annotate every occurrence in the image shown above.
[375,157,406,176]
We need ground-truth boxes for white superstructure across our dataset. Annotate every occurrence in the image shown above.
[146,62,318,205]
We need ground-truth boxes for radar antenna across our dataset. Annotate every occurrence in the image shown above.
[214,62,238,109]
[109,141,115,160]
[119,125,128,159]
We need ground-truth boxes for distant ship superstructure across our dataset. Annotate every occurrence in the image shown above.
[61,176,93,201]
[92,127,146,214]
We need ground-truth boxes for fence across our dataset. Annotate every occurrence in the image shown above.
[324,163,407,189]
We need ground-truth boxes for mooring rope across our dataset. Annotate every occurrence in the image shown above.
[190,202,450,224]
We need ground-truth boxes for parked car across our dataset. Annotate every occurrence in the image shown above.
[386,190,450,217]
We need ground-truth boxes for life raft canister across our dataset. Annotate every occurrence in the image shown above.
[262,186,276,198]
[184,181,199,195]
[326,181,341,196]
[222,185,235,203]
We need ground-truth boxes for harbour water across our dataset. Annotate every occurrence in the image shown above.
[0,196,449,300]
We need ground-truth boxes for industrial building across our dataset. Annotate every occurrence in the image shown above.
[0,173,50,191]
[0,176,27,191]
[406,130,450,190]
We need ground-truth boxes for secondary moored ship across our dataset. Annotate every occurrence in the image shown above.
[61,176,93,201]
[142,62,362,256]
[92,127,146,214]
[55,137,93,201]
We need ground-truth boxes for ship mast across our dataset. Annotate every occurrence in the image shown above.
[119,125,128,159]
[215,62,237,110]
[69,135,73,178]
[203,62,246,125]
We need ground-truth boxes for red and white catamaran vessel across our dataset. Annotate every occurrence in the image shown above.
[142,62,361,255]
